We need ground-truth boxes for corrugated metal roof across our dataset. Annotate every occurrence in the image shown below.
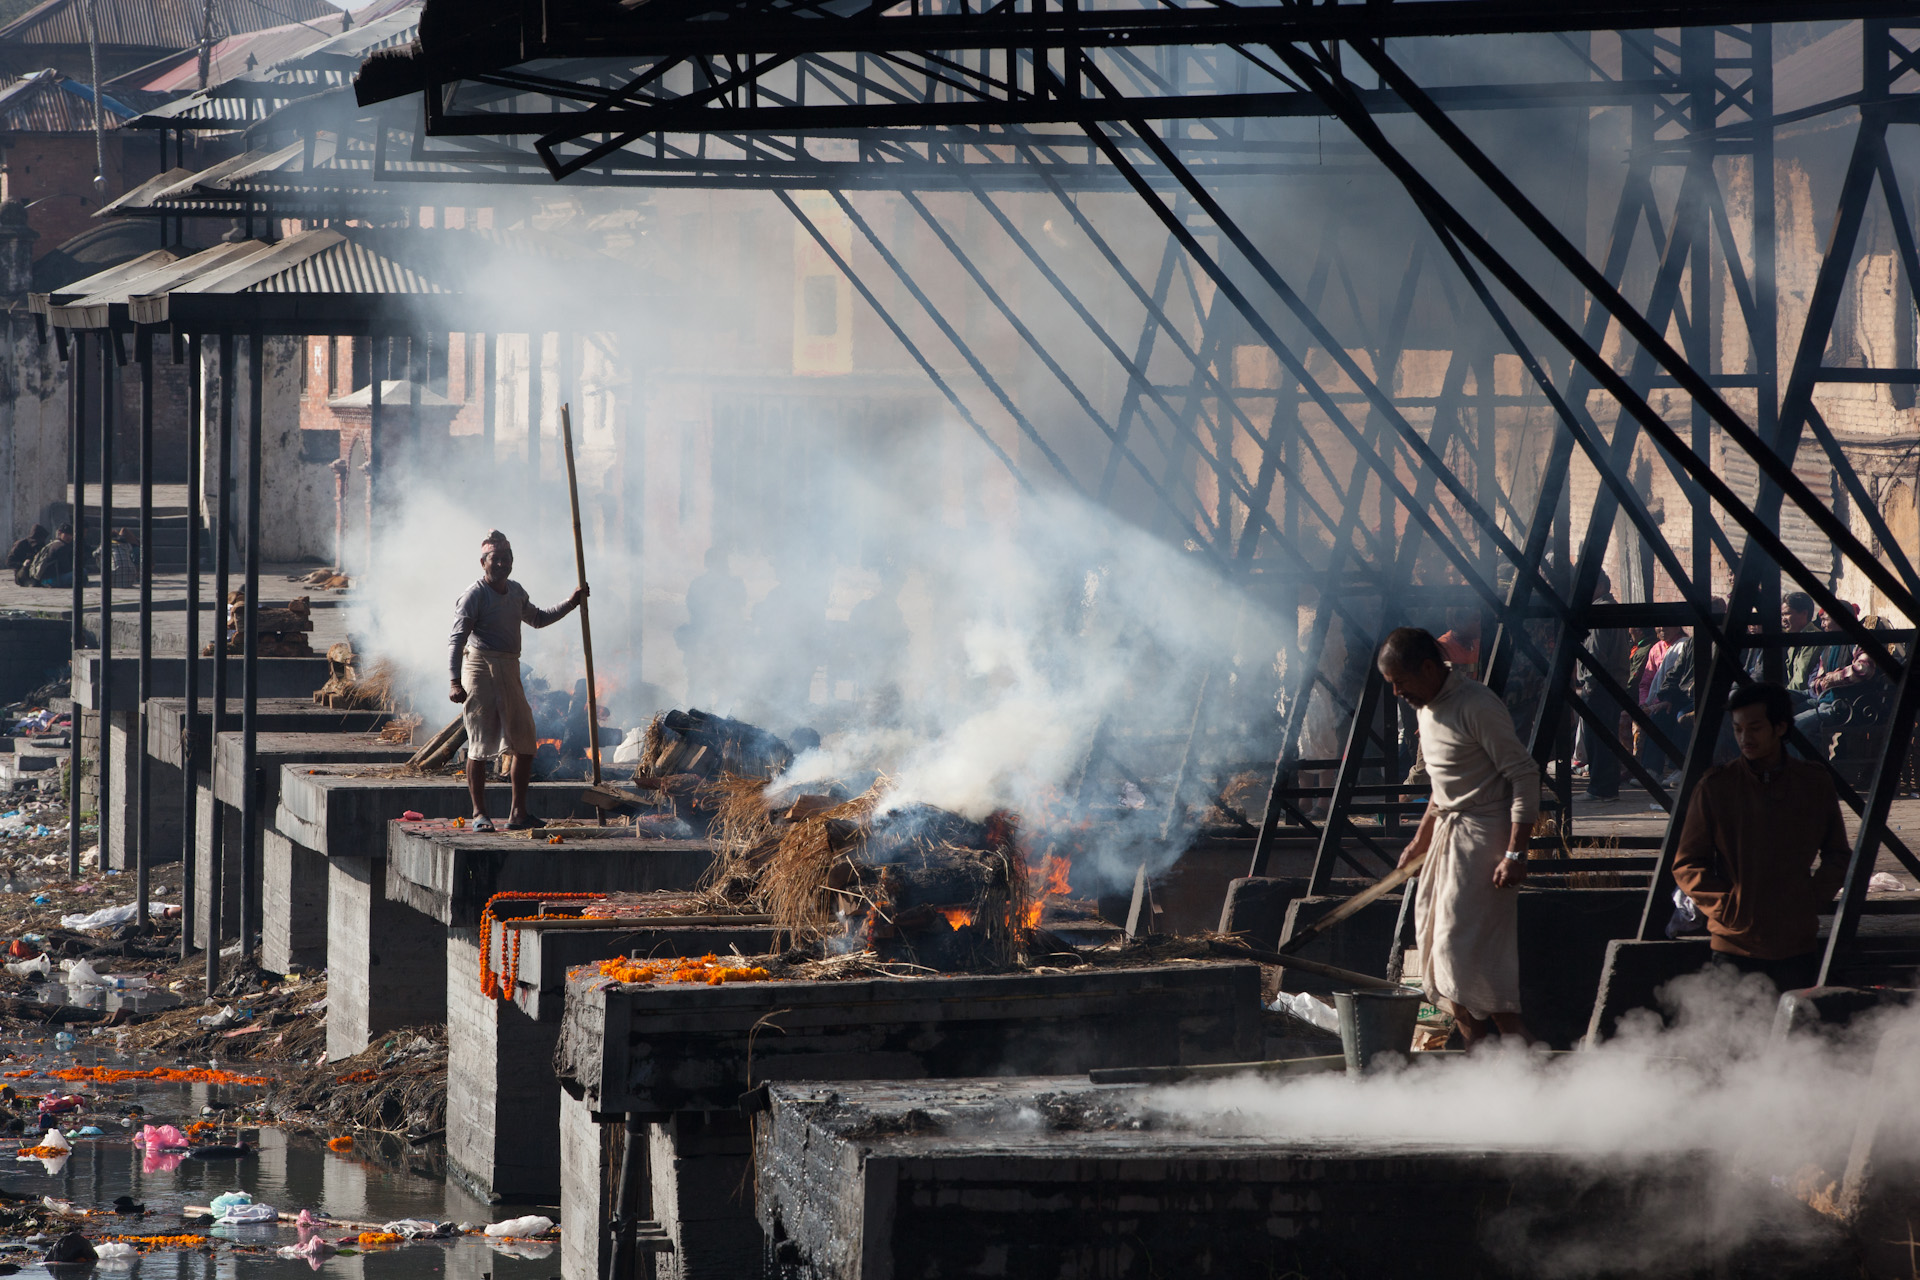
[0,67,138,130]
[51,242,266,327]
[29,247,176,315]
[126,75,319,126]
[0,0,341,51]
[267,4,417,79]
[119,15,350,93]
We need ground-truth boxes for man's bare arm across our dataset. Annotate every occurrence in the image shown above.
[1493,819,1534,888]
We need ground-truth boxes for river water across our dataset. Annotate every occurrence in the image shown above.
[0,1032,559,1280]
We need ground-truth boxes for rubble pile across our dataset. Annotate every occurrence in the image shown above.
[201,591,314,658]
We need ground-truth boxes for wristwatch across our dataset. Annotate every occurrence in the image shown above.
[1502,849,1526,862]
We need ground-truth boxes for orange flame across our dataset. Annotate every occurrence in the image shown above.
[942,908,974,930]
[537,738,563,751]
[1021,854,1073,930]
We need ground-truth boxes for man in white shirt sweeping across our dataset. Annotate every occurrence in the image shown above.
[1380,626,1539,1047]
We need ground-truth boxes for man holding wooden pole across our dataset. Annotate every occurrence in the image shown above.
[1379,627,1538,1047]
[448,530,587,831]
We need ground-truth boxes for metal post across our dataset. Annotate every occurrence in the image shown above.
[67,335,87,881]
[208,331,234,996]
[181,333,201,962]
[136,330,153,927]
[481,332,496,460]
[98,334,113,881]
[241,329,263,963]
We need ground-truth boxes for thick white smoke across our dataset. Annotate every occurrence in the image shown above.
[1144,967,1917,1275]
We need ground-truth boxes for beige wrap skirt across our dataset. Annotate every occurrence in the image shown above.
[461,647,538,760]
[1415,807,1522,1017]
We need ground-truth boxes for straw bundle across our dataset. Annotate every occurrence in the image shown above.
[760,782,886,937]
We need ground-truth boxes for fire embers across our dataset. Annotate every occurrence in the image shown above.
[631,709,798,830]
[853,809,1024,973]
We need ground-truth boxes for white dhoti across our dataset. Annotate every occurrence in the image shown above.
[1415,807,1521,1017]
[461,647,538,760]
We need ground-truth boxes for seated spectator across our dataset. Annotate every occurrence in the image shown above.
[27,525,75,588]
[7,524,47,586]
[1796,602,1875,757]
[1782,591,1822,701]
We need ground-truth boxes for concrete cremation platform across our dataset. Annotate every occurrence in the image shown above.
[204,732,416,968]
[752,1076,1847,1280]
[556,961,1261,1279]
[274,769,593,1063]
[109,695,393,877]
[389,821,724,1203]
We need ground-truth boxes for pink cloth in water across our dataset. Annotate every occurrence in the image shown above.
[135,1123,188,1149]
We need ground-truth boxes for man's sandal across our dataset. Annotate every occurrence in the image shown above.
[471,817,497,833]
[505,815,547,832]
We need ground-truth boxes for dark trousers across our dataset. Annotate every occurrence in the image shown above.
[1709,948,1820,993]
[1583,689,1621,797]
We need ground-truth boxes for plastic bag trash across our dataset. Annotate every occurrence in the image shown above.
[382,1219,444,1239]
[400,810,424,821]
[92,1243,137,1261]
[1269,990,1341,1033]
[59,902,175,932]
[197,1005,238,1030]
[4,955,48,979]
[612,727,647,765]
[216,1202,278,1225]
[69,1126,101,1137]
[59,959,107,986]
[36,1130,70,1153]
[208,1191,252,1214]
[483,1215,554,1238]
[1869,871,1909,893]
[136,1124,189,1150]
[52,1031,75,1049]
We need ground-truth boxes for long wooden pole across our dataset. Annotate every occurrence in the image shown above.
[559,404,601,788]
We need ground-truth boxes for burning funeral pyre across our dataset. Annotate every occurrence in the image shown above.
[629,709,1100,973]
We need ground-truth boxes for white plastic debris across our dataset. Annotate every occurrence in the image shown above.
[1269,990,1341,1033]
[484,1215,554,1238]
[216,1202,279,1225]
[1869,871,1909,893]
[611,726,647,765]
[58,901,175,932]
[92,1243,137,1261]
[4,955,48,979]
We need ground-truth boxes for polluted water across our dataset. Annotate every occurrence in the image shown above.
[0,1036,560,1279]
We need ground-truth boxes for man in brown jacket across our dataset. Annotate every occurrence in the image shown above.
[1672,681,1850,992]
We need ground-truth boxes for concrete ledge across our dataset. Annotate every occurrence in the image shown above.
[1585,938,1712,1043]
[385,823,714,928]
[275,769,589,857]
[1217,876,1373,950]
[492,918,782,1023]
[73,651,331,711]
[213,731,416,811]
[146,698,393,769]
[558,961,1263,1114]
[326,854,446,1061]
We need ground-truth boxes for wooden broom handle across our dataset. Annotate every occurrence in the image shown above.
[559,403,600,787]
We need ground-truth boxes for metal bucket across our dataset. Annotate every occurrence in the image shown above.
[1335,990,1423,1074]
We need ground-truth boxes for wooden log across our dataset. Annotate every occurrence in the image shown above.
[408,715,467,770]
[1277,850,1426,956]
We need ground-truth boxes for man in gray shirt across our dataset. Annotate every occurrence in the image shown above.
[449,530,587,830]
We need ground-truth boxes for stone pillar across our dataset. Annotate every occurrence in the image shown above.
[445,926,567,1202]
[324,854,446,1061]
[261,830,327,974]
[0,201,38,301]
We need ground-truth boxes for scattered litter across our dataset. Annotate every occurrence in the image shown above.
[197,1005,239,1030]
[58,902,176,932]
[1868,871,1910,893]
[4,955,48,979]
[92,1243,137,1262]
[1270,990,1341,1033]
[207,1192,252,1214]
[401,811,424,821]
[483,1215,554,1238]
[381,1219,446,1239]
[215,1202,278,1225]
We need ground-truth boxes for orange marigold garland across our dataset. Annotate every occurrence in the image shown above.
[326,1135,354,1151]
[478,891,606,999]
[593,954,772,986]
[49,1066,267,1087]
[115,1236,207,1250]
[356,1232,403,1246]
[15,1144,67,1158]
